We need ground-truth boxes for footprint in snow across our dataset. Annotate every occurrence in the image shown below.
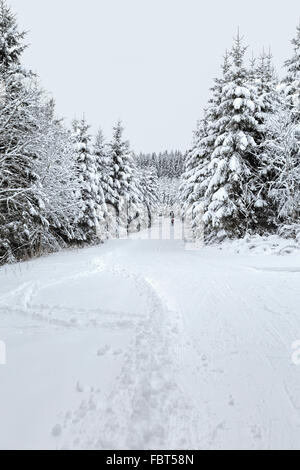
[112,349,123,356]
[251,425,262,440]
[76,381,90,393]
[51,424,62,438]
[97,344,110,356]
[201,354,208,367]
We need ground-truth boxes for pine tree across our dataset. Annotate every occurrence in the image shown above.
[202,33,263,239]
[0,83,49,263]
[72,118,103,242]
[251,50,283,230]
[106,121,139,235]
[255,50,279,117]
[180,117,210,224]
[137,167,159,229]
[34,99,83,247]
[0,0,26,69]
[260,109,300,226]
[0,2,50,263]
[93,129,109,207]
[258,24,300,231]
[92,128,110,238]
[191,51,232,234]
[180,51,232,238]
[283,23,300,122]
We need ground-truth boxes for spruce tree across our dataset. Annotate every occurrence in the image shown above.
[202,33,262,239]
[34,99,83,247]
[261,109,300,225]
[106,121,139,234]
[194,51,232,235]
[137,167,159,229]
[0,1,49,263]
[72,118,103,242]
[283,24,300,122]
[180,118,210,225]
[92,128,110,238]
[93,129,109,210]
[0,0,26,68]
[255,50,279,116]
[181,51,233,238]
[251,50,282,230]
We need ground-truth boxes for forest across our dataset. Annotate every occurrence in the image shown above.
[0,0,300,265]
[1,0,300,452]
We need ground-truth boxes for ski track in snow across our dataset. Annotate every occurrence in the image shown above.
[1,219,300,449]
[0,254,140,329]
[55,262,200,450]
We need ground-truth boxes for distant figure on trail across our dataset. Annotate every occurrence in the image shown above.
[170,211,175,226]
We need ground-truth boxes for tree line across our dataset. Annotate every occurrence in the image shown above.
[0,1,159,265]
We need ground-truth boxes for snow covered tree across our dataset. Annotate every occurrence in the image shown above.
[0,71,83,264]
[0,81,48,263]
[255,50,279,118]
[236,50,278,231]
[94,128,109,185]
[283,24,300,122]
[137,167,159,229]
[106,121,140,235]
[0,3,51,263]
[93,128,108,220]
[33,99,83,247]
[202,33,263,239]
[137,150,185,179]
[0,0,26,69]
[248,50,284,230]
[180,52,232,238]
[180,117,210,228]
[259,109,300,226]
[72,118,104,243]
[137,149,185,217]
[248,53,257,85]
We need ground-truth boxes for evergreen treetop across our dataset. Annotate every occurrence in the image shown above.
[0,0,26,70]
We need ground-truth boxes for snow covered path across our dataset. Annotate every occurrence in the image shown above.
[1,219,300,450]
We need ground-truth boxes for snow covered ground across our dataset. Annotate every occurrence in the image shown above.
[1,218,300,450]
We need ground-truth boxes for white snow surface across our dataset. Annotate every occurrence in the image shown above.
[1,219,300,450]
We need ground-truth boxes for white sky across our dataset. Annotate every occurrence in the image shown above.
[10,0,300,153]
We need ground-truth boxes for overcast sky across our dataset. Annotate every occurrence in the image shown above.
[10,0,300,153]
